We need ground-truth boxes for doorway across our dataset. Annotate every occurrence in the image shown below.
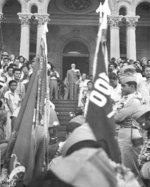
[63,56,89,80]
[62,40,89,80]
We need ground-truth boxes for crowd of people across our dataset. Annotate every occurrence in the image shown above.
[108,57,150,187]
[1,50,150,187]
[48,56,150,187]
[31,56,150,187]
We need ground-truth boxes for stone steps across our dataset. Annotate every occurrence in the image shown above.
[52,100,78,141]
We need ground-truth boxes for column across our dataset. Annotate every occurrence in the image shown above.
[125,16,139,60]
[18,13,32,60]
[34,14,49,55]
[108,16,122,59]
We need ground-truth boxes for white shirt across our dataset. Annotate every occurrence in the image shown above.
[4,90,21,117]
[110,83,122,103]
[138,79,150,105]
[49,71,59,80]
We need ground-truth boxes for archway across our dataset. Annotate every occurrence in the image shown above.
[2,0,21,55]
[119,7,127,59]
[136,1,150,59]
[62,40,89,80]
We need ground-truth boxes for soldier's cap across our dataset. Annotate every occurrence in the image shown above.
[61,123,96,156]
[120,65,135,75]
[120,75,137,84]
[122,65,135,72]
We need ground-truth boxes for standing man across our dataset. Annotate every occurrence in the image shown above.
[5,65,14,84]
[139,65,150,105]
[49,65,59,100]
[64,63,80,100]
[114,75,144,184]
[13,68,25,101]
[109,72,122,104]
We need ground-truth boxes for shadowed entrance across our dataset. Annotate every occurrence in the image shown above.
[62,40,89,80]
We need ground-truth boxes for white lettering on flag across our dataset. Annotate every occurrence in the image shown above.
[90,72,111,107]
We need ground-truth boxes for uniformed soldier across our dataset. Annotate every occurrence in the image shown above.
[114,75,144,123]
[114,75,145,186]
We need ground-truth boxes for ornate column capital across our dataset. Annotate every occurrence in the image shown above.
[0,13,3,22]
[108,15,123,28]
[17,13,32,25]
[125,16,140,27]
[34,14,50,25]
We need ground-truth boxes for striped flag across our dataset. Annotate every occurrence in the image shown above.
[85,0,121,163]
[6,22,49,186]
[7,59,39,185]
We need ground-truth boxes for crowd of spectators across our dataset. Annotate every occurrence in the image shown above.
[2,51,150,186]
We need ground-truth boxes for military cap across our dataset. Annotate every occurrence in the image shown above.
[120,75,137,84]
[122,65,135,72]
[120,65,135,75]
[61,123,96,156]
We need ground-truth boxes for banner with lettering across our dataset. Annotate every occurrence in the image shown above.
[85,0,121,163]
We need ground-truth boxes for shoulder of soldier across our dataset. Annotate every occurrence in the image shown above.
[125,97,142,107]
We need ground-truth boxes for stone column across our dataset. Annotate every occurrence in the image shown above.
[34,14,49,55]
[125,16,139,60]
[108,16,122,59]
[18,13,32,60]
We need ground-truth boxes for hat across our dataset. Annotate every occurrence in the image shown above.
[122,65,135,72]
[51,147,120,187]
[119,65,135,75]
[120,75,137,84]
[67,115,85,133]
[61,123,96,156]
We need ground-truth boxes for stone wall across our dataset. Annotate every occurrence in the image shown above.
[47,24,97,78]
[2,23,20,55]
[1,0,150,67]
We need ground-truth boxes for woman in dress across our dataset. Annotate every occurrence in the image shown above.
[77,73,89,108]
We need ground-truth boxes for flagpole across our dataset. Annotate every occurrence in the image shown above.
[85,0,121,163]
[38,20,51,169]
[93,0,110,78]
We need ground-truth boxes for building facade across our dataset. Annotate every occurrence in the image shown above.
[0,0,150,78]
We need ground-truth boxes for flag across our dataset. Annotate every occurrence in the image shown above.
[7,21,50,185]
[39,22,51,165]
[85,0,121,163]
[7,59,39,185]
[38,22,50,140]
